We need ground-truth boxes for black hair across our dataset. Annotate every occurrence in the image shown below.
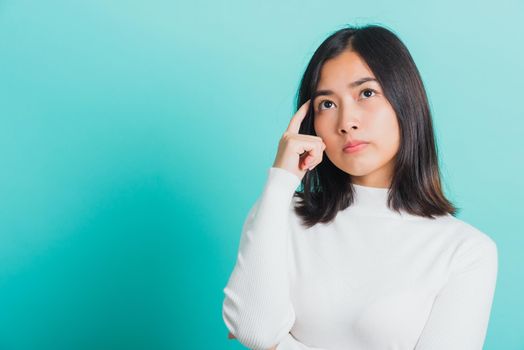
[293,23,459,228]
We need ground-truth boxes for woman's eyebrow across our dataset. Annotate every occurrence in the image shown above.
[312,77,378,100]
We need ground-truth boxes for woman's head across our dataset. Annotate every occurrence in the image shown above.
[312,49,400,188]
[293,24,458,228]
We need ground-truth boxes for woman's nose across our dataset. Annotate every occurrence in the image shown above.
[338,105,360,133]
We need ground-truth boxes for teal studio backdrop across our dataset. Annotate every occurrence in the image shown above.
[0,1,522,349]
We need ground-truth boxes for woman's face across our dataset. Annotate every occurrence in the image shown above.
[313,50,400,188]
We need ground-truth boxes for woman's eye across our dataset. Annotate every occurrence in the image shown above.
[318,100,335,111]
[317,89,376,111]
[361,89,376,99]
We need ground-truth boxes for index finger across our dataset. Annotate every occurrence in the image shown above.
[286,99,311,134]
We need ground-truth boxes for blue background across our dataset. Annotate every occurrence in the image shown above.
[0,0,522,349]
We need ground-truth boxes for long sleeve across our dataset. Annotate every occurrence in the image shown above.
[228,331,327,350]
[414,234,498,350]
[222,167,302,350]
[276,333,329,350]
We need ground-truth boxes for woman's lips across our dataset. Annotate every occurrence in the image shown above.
[343,142,369,153]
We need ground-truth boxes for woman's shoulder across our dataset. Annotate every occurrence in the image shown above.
[441,215,498,258]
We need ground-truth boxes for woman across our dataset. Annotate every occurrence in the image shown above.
[222,24,498,350]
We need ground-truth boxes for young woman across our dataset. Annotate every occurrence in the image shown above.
[222,24,498,350]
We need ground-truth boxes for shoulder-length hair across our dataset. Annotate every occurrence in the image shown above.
[293,24,458,228]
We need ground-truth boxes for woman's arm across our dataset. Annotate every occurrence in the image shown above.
[221,167,301,350]
[273,333,328,350]
[228,332,327,350]
[275,333,328,349]
[414,235,498,349]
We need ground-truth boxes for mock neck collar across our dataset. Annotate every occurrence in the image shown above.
[343,183,406,217]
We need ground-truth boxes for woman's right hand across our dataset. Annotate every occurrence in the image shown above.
[272,99,326,181]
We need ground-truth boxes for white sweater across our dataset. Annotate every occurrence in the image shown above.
[222,167,498,350]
